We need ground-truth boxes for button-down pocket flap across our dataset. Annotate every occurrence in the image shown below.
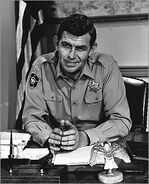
[85,89,102,103]
[43,92,62,102]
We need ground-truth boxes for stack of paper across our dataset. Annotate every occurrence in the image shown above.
[0,131,31,159]
[19,148,49,160]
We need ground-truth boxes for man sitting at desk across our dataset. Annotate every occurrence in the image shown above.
[22,14,132,152]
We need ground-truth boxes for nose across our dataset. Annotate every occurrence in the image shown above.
[68,47,76,59]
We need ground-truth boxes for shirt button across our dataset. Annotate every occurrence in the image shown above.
[72,86,75,90]
[72,117,78,124]
[73,101,76,105]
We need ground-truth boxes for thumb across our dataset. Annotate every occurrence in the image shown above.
[60,120,74,129]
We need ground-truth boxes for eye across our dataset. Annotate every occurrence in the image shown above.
[76,46,88,52]
[61,42,71,49]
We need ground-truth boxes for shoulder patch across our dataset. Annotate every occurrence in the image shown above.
[29,73,39,88]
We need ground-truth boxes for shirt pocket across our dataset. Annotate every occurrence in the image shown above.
[42,90,63,121]
[84,88,102,104]
[42,91,62,102]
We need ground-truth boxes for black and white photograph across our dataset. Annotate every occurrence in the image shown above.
[0,0,148,183]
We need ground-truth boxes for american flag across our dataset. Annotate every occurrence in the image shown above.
[15,0,57,129]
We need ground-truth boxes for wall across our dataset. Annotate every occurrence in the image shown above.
[95,20,148,67]
[0,1,17,130]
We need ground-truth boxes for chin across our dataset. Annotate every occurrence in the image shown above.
[63,65,79,73]
[65,68,78,74]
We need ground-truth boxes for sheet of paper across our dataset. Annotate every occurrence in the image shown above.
[52,145,105,165]
[19,148,49,160]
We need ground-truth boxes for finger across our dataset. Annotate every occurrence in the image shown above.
[53,128,63,135]
[60,145,75,151]
[60,120,68,131]
[63,129,76,136]
[48,138,61,145]
[61,140,75,146]
[65,120,74,128]
[50,133,61,141]
[49,144,60,151]
[60,120,65,127]
[62,135,76,142]
[60,120,74,130]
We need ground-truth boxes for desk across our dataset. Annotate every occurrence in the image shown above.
[66,160,148,183]
[1,131,148,183]
[67,131,148,183]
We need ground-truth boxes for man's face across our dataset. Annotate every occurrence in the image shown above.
[57,31,93,74]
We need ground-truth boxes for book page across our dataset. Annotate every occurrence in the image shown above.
[52,145,105,165]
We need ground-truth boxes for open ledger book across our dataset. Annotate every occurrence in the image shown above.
[52,145,105,165]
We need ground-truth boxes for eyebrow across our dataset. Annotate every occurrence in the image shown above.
[61,41,71,46]
[61,41,88,49]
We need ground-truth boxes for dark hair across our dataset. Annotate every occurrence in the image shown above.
[57,14,96,47]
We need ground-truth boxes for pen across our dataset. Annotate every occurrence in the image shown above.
[9,129,14,175]
[9,129,13,158]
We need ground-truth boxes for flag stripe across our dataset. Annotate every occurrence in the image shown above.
[16,0,44,127]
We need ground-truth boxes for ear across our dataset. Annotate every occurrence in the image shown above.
[89,42,97,56]
[53,36,59,50]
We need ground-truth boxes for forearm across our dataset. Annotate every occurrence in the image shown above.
[25,121,52,147]
[84,118,131,145]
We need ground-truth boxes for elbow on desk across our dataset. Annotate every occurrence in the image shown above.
[117,118,132,138]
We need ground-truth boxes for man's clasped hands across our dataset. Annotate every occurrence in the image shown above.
[47,120,88,151]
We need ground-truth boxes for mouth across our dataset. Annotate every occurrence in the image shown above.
[64,60,79,67]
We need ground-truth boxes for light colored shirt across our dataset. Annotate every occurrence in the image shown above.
[22,52,132,147]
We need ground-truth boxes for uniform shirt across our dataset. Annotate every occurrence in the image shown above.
[22,52,132,147]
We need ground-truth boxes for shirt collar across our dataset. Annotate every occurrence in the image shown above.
[81,62,95,80]
[56,62,63,79]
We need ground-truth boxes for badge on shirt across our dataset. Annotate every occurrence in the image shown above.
[29,73,39,88]
[89,80,100,93]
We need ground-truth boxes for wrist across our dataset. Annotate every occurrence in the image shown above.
[43,137,50,148]
[79,130,90,148]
